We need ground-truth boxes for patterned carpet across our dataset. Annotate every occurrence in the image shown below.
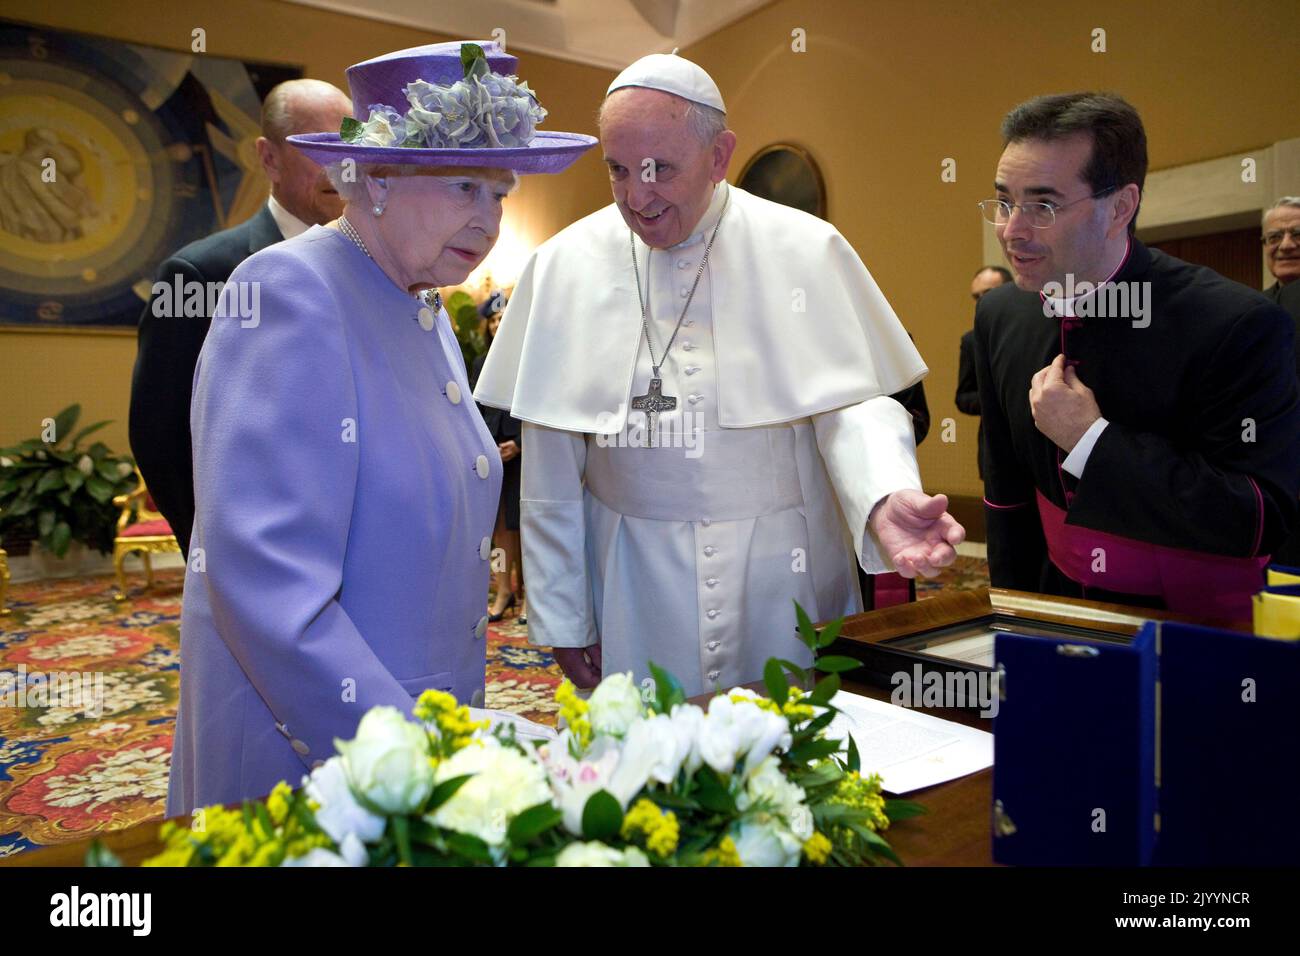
[0,556,987,857]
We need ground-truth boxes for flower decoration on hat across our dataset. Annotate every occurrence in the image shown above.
[341,43,547,151]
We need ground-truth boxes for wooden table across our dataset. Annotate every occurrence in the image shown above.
[15,586,1180,868]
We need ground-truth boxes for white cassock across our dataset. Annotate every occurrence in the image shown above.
[475,182,927,695]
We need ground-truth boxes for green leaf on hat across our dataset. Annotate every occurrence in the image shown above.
[461,42,488,79]
[340,116,364,143]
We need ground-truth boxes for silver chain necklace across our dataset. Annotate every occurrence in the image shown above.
[629,189,729,443]
[338,215,442,313]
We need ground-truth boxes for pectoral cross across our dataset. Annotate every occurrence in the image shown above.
[630,368,676,448]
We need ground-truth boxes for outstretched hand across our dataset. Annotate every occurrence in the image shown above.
[869,490,966,579]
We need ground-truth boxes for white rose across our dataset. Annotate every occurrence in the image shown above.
[336,706,435,815]
[117,461,133,477]
[587,671,644,738]
[430,737,553,847]
[555,842,650,867]
[77,455,94,476]
[0,457,13,469]
[303,757,386,844]
[739,757,808,832]
[282,832,368,867]
[698,696,791,778]
[731,819,803,867]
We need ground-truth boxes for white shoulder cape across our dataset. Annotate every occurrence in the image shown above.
[474,185,926,433]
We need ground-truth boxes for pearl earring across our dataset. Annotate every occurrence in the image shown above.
[372,203,385,217]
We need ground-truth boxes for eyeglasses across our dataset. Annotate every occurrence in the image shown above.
[978,187,1118,229]
[1262,227,1300,247]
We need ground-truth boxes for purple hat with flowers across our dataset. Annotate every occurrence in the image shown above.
[287,41,597,174]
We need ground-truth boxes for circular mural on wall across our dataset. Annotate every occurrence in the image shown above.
[737,143,826,220]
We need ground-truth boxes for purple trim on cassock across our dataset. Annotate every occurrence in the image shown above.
[1035,491,1266,625]
[984,497,1029,510]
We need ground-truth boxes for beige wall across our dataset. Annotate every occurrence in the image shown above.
[685,0,1300,496]
[0,0,615,455]
[3,0,1298,499]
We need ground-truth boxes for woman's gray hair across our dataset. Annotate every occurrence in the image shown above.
[324,162,520,204]
[1263,196,1300,225]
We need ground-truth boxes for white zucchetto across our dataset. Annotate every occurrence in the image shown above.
[606,52,726,113]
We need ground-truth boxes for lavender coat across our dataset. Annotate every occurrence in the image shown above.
[166,226,502,816]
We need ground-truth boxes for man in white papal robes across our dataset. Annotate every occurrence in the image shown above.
[475,53,964,696]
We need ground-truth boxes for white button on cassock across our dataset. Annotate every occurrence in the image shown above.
[688,394,702,404]
[706,577,719,587]
[677,259,689,269]
[446,381,462,404]
[707,670,720,681]
[475,455,490,478]
[703,546,716,557]
[686,366,701,375]
[418,307,436,331]
[479,536,491,560]
[475,616,488,640]
[707,641,720,651]
[679,287,690,298]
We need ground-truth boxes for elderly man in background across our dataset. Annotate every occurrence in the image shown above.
[129,78,351,556]
[1262,197,1300,566]
[477,53,963,696]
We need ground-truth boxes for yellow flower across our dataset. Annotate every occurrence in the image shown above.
[702,835,742,867]
[620,798,679,859]
[266,781,293,826]
[781,687,816,722]
[803,831,832,865]
[555,679,593,748]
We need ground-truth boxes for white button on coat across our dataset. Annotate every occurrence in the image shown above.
[446,381,462,404]
[291,739,310,756]
[475,615,488,639]
[417,307,436,331]
[479,536,492,560]
[475,455,490,478]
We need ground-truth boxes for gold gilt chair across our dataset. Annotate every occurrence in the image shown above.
[112,469,180,601]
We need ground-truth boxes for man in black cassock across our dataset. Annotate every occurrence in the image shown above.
[973,92,1300,625]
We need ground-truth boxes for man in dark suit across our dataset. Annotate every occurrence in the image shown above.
[129,79,351,556]
[956,265,1012,478]
[974,92,1299,624]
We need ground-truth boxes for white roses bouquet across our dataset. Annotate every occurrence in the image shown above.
[132,605,922,867]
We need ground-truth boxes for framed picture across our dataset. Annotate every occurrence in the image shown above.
[0,18,302,334]
[736,143,826,219]
[823,587,1186,697]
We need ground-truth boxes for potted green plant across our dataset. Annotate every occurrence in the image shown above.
[445,289,487,369]
[0,404,138,573]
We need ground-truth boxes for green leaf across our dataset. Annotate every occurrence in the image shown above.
[763,658,789,707]
[884,799,928,822]
[52,405,80,446]
[846,733,861,774]
[34,469,64,495]
[391,815,413,866]
[794,600,818,652]
[507,802,562,845]
[647,660,685,714]
[49,521,72,556]
[808,672,841,706]
[69,420,111,448]
[426,774,473,811]
[445,831,494,863]
[581,790,623,842]
[340,116,363,143]
[773,658,808,684]
[460,42,487,78]
[61,466,85,493]
[84,839,123,867]
[96,460,124,483]
[84,476,113,503]
[786,737,841,764]
[816,617,845,649]
[692,768,736,814]
[37,508,56,538]
[813,655,862,674]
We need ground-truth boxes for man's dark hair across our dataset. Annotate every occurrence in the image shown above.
[1001,92,1147,236]
[974,265,1013,283]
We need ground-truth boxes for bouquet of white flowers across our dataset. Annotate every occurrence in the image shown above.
[131,605,922,867]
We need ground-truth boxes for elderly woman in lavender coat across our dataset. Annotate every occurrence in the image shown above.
[167,41,595,815]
